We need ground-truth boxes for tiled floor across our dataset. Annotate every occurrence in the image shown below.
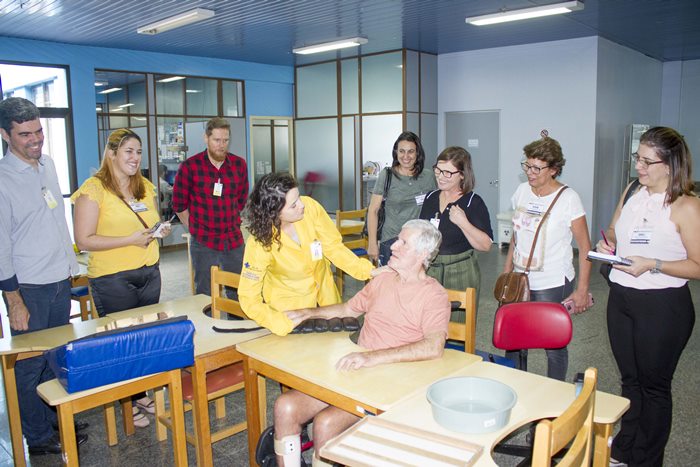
[1,246,698,466]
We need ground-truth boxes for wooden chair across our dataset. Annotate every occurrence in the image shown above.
[445,287,477,354]
[157,266,248,462]
[532,367,598,466]
[70,275,98,321]
[210,266,248,319]
[334,208,369,294]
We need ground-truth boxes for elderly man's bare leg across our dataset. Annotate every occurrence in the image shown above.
[274,390,359,466]
[274,390,327,466]
[311,406,359,461]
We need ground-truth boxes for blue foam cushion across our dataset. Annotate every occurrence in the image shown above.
[45,316,195,393]
[351,248,368,256]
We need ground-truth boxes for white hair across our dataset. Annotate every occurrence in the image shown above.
[402,219,442,269]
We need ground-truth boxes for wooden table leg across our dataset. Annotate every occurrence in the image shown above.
[154,386,167,442]
[592,422,613,467]
[122,398,135,436]
[57,402,78,466]
[1,354,26,467]
[244,357,263,467]
[168,370,188,467]
[191,361,213,467]
[103,402,118,446]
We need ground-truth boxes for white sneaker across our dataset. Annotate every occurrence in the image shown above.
[609,457,627,467]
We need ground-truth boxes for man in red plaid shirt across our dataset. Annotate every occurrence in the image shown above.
[172,117,248,297]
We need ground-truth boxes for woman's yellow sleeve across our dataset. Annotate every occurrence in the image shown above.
[310,198,374,281]
[238,237,295,336]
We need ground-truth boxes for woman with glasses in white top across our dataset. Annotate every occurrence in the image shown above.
[503,131,592,381]
[419,146,493,317]
[596,127,699,467]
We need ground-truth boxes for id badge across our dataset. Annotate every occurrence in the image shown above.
[129,201,148,212]
[526,201,545,215]
[42,187,58,209]
[429,217,440,229]
[630,227,652,244]
[213,182,223,197]
[415,193,427,205]
[310,240,323,261]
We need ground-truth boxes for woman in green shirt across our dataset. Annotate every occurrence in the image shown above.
[366,131,437,266]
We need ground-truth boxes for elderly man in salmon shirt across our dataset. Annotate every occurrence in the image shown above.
[268,219,450,467]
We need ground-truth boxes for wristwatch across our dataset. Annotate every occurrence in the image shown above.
[650,259,662,274]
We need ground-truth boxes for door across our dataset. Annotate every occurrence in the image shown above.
[445,111,500,225]
[250,117,294,185]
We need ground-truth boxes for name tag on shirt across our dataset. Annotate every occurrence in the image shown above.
[310,240,323,261]
[526,202,545,215]
[630,227,652,244]
[213,182,223,197]
[415,193,427,205]
[429,217,440,229]
[129,201,148,212]
[42,187,58,209]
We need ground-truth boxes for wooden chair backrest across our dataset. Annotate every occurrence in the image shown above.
[532,367,597,466]
[335,208,367,237]
[210,266,248,320]
[445,287,477,354]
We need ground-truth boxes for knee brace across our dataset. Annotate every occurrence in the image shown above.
[274,434,301,467]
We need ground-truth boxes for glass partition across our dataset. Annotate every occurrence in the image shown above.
[361,114,403,169]
[341,59,359,115]
[296,118,339,210]
[420,53,438,114]
[361,51,402,113]
[186,77,217,116]
[155,76,185,115]
[222,80,244,116]
[297,62,337,118]
[405,51,420,113]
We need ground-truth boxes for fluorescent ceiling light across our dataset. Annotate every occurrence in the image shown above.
[466,1,583,26]
[137,8,215,35]
[293,37,368,55]
[95,106,102,111]
[158,76,186,83]
[118,103,135,108]
[185,89,202,93]
[94,81,107,87]
[98,87,122,94]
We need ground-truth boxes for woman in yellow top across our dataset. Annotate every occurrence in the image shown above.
[239,172,375,336]
[72,128,170,427]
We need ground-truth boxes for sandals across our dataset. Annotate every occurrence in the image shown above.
[135,396,156,414]
[132,406,150,428]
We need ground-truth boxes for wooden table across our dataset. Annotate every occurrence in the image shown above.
[38,369,188,467]
[0,315,112,466]
[321,361,629,467]
[237,332,482,467]
[89,294,270,466]
[1,294,270,467]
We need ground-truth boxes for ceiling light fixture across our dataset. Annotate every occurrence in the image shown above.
[137,8,215,35]
[118,103,135,108]
[185,89,202,93]
[157,76,186,83]
[465,1,583,26]
[98,87,122,94]
[94,81,107,87]
[293,37,368,55]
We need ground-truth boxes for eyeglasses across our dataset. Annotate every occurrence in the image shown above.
[433,165,461,179]
[521,162,549,174]
[631,153,664,168]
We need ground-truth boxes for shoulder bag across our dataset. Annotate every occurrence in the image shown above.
[493,186,568,306]
[362,167,393,239]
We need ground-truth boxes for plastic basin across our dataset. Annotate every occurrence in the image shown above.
[426,376,517,434]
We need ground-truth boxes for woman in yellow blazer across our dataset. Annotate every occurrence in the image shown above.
[239,172,375,335]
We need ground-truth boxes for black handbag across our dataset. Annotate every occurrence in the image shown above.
[362,167,393,239]
[600,179,641,285]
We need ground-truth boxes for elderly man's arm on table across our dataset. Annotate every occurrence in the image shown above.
[335,332,445,371]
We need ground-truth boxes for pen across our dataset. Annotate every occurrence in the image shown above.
[601,230,614,254]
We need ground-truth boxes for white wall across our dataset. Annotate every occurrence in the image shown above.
[438,37,598,220]
[593,38,663,237]
[677,59,700,175]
